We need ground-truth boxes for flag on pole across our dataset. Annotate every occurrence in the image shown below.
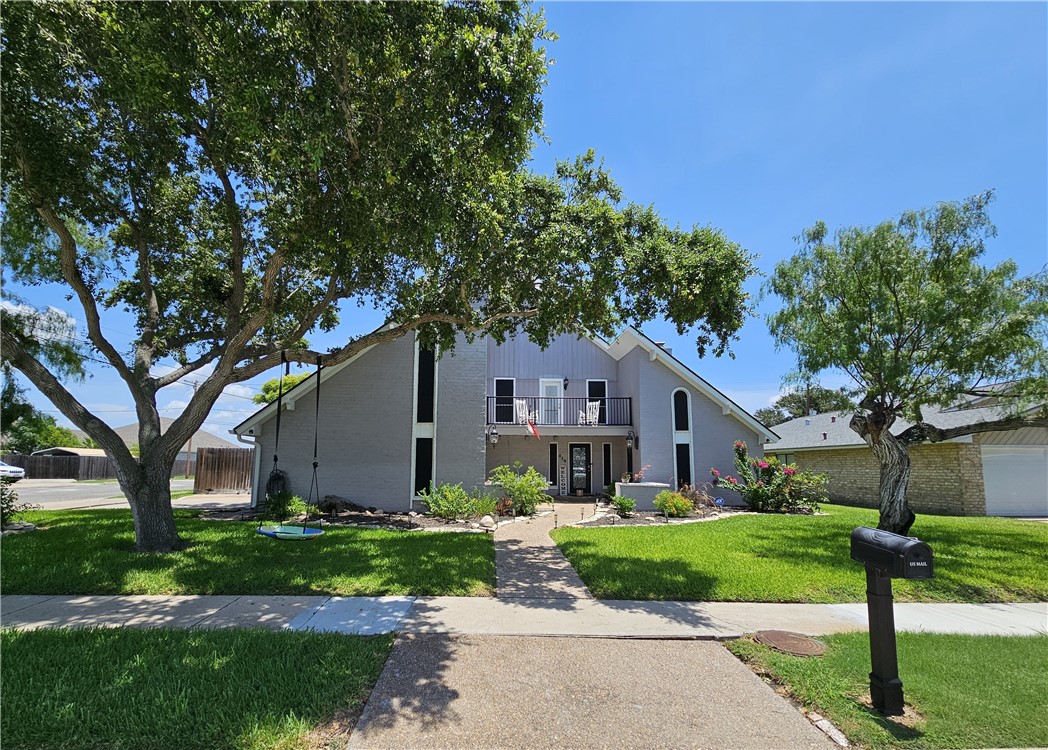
[527,420,540,440]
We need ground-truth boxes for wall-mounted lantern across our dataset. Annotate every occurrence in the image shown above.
[563,377,569,390]
[487,425,500,446]
[626,430,636,450]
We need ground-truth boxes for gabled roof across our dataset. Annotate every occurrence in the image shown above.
[769,401,1034,452]
[71,418,239,452]
[31,446,109,457]
[605,327,779,443]
[232,323,779,443]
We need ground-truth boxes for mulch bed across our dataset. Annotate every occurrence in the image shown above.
[198,507,493,531]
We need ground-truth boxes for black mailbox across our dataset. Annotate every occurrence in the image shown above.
[850,526,933,579]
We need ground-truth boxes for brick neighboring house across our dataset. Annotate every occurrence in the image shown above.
[765,401,1048,517]
[233,326,777,511]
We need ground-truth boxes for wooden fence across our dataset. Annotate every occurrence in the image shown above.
[193,446,253,494]
[1,453,196,480]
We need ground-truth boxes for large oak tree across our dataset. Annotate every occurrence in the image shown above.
[1,2,756,551]
[768,192,1048,534]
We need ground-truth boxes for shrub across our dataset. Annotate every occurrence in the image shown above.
[419,482,473,520]
[678,483,716,511]
[0,479,39,527]
[603,483,617,498]
[654,490,692,517]
[710,441,827,513]
[489,461,548,516]
[468,489,498,518]
[259,491,307,521]
[611,496,636,517]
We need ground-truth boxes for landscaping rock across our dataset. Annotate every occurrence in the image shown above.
[470,522,480,529]
[479,514,496,529]
[318,495,367,514]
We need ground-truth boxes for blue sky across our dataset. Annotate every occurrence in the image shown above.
[7,1,1047,438]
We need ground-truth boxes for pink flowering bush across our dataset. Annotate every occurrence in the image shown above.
[710,441,827,512]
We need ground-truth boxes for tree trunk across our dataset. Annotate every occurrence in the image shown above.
[114,453,182,553]
[850,412,917,536]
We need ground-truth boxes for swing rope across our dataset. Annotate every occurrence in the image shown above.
[305,354,323,516]
[260,351,291,529]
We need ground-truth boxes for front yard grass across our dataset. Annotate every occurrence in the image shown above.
[0,509,494,596]
[728,632,1048,750]
[551,503,1048,602]
[0,627,392,750]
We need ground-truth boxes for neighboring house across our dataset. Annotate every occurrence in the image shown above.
[70,417,239,462]
[30,447,109,457]
[766,402,1048,517]
[233,327,778,511]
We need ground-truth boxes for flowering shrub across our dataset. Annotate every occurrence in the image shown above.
[710,441,827,513]
[653,490,692,517]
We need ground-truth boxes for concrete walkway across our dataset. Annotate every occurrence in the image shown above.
[3,594,1045,637]
[493,503,595,599]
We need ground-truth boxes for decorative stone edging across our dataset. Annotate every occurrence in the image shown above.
[1,522,37,537]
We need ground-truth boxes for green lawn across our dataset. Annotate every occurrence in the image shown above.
[0,509,494,596]
[0,628,392,750]
[728,632,1048,750]
[551,504,1048,602]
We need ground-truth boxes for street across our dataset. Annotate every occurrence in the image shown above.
[12,479,212,510]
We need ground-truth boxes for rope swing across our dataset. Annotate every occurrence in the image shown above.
[257,352,325,541]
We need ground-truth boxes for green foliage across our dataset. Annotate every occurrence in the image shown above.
[551,503,1048,603]
[653,490,692,517]
[753,382,855,427]
[767,191,1048,423]
[611,496,636,517]
[1,374,86,453]
[729,633,1048,750]
[419,482,473,521]
[711,441,826,512]
[0,478,39,527]
[603,482,617,497]
[489,461,548,516]
[252,373,312,404]
[259,491,307,522]
[1,629,393,750]
[468,488,499,519]
[1,509,496,596]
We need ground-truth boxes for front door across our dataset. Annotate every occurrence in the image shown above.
[570,443,591,494]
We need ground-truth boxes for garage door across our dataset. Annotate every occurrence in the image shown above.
[981,446,1048,517]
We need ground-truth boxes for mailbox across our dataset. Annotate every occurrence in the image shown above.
[850,526,933,579]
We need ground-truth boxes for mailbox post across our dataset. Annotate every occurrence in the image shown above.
[850,526,933,716]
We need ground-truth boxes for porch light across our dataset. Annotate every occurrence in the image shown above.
[563,377,569,390]
[626,430,635,450]
[487,425,500,446]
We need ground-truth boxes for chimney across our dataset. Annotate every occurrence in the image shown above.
[822,432,828,440]
[654,341,673,355]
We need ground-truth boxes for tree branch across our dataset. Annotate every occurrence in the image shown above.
[154,347,224,389]
[896,413,1048,446]
[0,329,133,464]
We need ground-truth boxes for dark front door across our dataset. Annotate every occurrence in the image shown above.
[570,443,591,494]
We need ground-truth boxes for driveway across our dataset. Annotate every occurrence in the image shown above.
[347,634,832,749]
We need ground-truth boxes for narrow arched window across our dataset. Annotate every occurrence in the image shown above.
[673,390,689,431]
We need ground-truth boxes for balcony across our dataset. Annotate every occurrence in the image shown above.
[486,396,633,427]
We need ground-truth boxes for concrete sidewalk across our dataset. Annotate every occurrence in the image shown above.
[494,504,594,599]
[3,594,1045,637]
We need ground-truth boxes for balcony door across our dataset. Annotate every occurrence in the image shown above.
[494,378,514,424]
[538,378,562,425]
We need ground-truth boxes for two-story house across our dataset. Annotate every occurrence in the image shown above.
[233,326,778,511]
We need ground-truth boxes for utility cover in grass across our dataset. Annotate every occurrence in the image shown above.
[754,630,827,657]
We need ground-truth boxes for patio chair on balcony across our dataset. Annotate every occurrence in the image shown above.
[578,400,601,426]
[515,399,531,425]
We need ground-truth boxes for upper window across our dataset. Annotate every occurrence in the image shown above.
[673,389,690,431]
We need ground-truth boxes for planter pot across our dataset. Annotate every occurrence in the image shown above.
[614,481,671,511]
